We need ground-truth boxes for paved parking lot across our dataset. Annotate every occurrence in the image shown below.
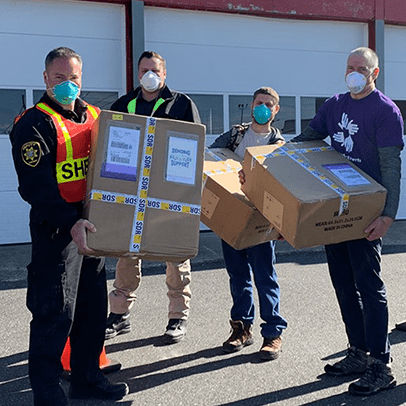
[1,224,406,405]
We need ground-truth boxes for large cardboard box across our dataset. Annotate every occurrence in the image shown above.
[85,110,205,261]
[241,141,387,249]
[201,148,280,250]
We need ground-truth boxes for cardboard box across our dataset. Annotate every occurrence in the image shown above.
[201,148,280,250]
[241,141,387,249]
[84,110,206,261]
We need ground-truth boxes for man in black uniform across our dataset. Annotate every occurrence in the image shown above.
[10,47,128,406]
[105,50,201,344]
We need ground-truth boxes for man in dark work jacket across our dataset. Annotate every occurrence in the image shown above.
[105,50,201,345]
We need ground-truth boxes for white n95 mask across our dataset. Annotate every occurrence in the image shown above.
[140,71,161,92]
[345,72,367,95]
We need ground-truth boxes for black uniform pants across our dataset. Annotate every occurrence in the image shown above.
[27,221,107,396]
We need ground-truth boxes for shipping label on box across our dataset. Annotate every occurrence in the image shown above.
[201,148,279,250]
[242,141,387,248]
[85,110,206,261]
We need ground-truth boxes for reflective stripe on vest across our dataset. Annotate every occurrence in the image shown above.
[36,102,100,201]
[127,97,165,115]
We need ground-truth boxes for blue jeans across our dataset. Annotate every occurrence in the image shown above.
[221,240,287,338]
[325,238,390,363]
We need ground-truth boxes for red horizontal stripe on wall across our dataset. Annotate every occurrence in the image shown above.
[144,0,375,22]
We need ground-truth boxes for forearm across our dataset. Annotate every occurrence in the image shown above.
[291,126,326,142]
[379,146,402,219]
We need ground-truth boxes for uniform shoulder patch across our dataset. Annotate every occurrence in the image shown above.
[21,141,42,167]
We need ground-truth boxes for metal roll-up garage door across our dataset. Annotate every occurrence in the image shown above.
[0,0,127,244]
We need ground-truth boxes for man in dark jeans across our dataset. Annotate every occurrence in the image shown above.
[291,47,403,396]
[211,87,287,360]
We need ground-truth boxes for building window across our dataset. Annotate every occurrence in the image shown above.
[79,91,119,110]
[0,89,26,134]
[275,96,296,134]
[393,100,406,134]
[189,94,223,135]
[300,97,328,131]
[33,90,119,110]
[229,95,252,126]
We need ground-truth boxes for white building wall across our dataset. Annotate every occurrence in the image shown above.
[385,25,406,219]
[144,8,367,97]
[1,0,127,244]
[1,4,405,244]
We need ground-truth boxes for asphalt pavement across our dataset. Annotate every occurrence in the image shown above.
[1,221,406,405]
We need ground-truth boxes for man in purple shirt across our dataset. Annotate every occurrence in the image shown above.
[292,47,404,396]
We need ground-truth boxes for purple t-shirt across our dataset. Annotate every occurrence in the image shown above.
[309,89,404,182]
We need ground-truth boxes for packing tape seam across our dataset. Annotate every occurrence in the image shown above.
[205,149,242,172]
[253,145,349,215]
[203,148,241,189]
[129,117,156,253]
[89,189,201,215]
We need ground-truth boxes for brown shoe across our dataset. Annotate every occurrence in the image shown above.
[222,320,254,353]
[395,321,406,332]
[259,336,282,360]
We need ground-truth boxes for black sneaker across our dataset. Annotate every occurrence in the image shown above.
[163,319,187,344]
[105,312,131,340]
[348,358,396,396]
[70,375,129,400]
[324,346,368,376]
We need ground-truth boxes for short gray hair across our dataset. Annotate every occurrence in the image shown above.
[348,47,379,70]
[45,47,82,70]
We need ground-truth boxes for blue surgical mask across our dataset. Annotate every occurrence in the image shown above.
[52,81,80,105]
[253,104,272,125]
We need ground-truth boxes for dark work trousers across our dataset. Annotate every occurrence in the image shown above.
[221,240,287,338]
[324,238,390,363]
[27,220,107,398]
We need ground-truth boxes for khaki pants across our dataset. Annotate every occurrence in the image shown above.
[109,257,191,320]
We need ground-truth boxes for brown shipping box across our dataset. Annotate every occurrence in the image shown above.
[241,141,387,249]
[84,110,206,261]
[201,148,280,250]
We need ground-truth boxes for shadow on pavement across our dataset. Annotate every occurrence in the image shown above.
[0,350,31,406]
[217,380,406,406]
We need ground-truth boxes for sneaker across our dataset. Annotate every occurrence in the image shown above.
[222,320,253,353]
[163,319,187,344]
[324,346,368,376]
[259,336,282,361]
[69,375,129,400]
[348,358,396,396]
[105,312,131,340]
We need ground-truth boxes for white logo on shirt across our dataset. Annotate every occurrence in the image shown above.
[332,112,359,153]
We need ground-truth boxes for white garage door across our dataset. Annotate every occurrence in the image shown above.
[0,0,127,244]
[144,7,367,136]
[385,25,406,219]
[145,7,405,220]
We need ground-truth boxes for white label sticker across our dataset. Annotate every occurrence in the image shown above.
[323,163,370,186]
[166,135,198,185]
[103,126,140,180]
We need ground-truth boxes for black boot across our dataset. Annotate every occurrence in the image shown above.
[69,375,129,400]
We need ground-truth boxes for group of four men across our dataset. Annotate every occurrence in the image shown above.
[10,45,403,405]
